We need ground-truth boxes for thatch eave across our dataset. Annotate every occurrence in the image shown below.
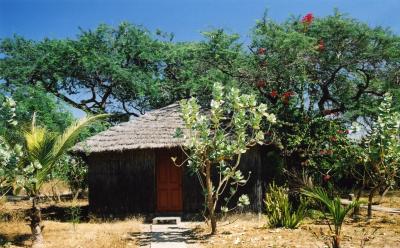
[72,103,187,154]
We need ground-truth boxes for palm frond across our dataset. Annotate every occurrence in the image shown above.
[24,114,108,189]
[302,187,358,234]
[24,127,56,166]
[52,114,109,161]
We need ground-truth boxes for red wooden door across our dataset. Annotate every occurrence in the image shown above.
[156,150,183,212]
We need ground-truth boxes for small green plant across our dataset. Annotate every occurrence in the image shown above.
[264,182,307,229]
[302,187,358,248]
[68,201,81,231]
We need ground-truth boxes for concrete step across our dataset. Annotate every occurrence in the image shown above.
[152,216,181,225]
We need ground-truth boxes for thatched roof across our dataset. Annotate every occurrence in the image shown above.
[73,103,186,154]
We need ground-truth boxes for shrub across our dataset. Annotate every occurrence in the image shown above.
[67,201,81,231]
[264,182,307,228]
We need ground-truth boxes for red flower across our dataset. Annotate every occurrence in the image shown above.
[302,13,314,25]
[281,91,295,105]
[256,80,266,88]
[270,90,278,98]
[282,91,295,97]
[257,47,266,55]
[330,136,337,142]
[337,129,350,135]
[323,174,331,182]
[318,39,325,51]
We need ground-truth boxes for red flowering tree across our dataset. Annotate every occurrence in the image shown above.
[246,10,400,199]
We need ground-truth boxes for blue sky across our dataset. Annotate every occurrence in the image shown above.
[1,0,400,43]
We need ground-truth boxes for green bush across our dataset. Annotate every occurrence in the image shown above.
[264,182,307,228]
[67,201,81,231]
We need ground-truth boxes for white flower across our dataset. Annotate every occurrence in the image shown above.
[264,113,277,123]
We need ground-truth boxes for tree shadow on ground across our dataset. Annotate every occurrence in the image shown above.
[182,225,211,246]
[22,205,90,223]
[128,225,211,247]
[0,233,31,247]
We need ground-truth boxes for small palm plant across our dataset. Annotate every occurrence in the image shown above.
[302,187,358,248]
[13,114,107,248]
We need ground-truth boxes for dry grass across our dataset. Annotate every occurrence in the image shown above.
[0,219,142,248]
[40,180,71,197]
[188,209,400,248]
[0,199,143,248]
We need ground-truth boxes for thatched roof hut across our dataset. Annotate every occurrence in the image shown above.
[74,103,270,216]
[73,103,186,153]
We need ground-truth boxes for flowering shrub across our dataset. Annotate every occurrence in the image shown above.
[179,82,276,234]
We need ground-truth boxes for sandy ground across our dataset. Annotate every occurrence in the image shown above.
[187,209,400,248]
[1,191,400,248]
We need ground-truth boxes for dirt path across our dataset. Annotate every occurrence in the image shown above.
[137,223,198,248]
[340,199,400,214]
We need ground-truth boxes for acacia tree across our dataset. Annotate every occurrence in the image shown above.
[10,113,107,248]
[0,24,244,119]
[0,23,168,118]
[179,82,276,234]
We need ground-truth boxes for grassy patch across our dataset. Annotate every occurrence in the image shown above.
[0,199,142,248]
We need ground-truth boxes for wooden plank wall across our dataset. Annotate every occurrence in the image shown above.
[87,149,156,216]
[86,146,272,216]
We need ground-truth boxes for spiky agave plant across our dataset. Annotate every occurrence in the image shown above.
[14,113,108,248]
[302,187,358,248]
[265,182,307,229]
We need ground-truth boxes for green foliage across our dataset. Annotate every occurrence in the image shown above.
[302,187,358,248]
[54,156,88,197]
[0,85,75,147]
[248,11,400,185]
[362,93,400,189]
[67,201,81,231]
[340,93,400,218]
[12,114,108,197]
[0,23,165,116]
[0,23,249,117]
[264,182,307,229]
[2,11,398,127]
[180,82,276,233]
[0,97,22,194]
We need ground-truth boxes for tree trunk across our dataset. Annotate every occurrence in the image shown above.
[332,235,341,248]
[30,197,44,248]
[205,162,217,235]
[376,185,390,204]
[352,188,362,219]
[367,186,379,219]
